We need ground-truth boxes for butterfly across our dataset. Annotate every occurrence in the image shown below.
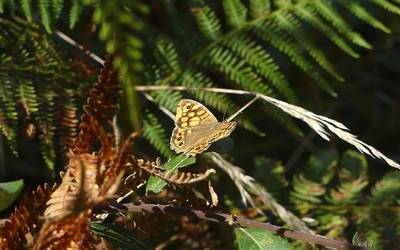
[170,99,237,156]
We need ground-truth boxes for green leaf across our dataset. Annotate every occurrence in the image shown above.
[69,0,82,29]
[146,154,196,193]
[0,179,24,212]
[39,0,52,33]
[90,222,153,250]
[20,0,33,21]
[235,228,295,250]
[222,0,247,28]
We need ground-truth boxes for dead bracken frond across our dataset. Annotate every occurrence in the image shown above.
[29,59,138,249]
[133,157,216,185]
[72,56,119,155]
[33,211,95,250]
[58,100,79,153]
[0,184,56,249]
[42,152,100,221]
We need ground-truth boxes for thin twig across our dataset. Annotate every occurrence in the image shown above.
[104,203,366,250]
[226,95,259,122]
[133,85,400,170]
[142,93,175,120]
[55,30,105,65]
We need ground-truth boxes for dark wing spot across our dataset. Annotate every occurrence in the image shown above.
[177,137,182,141]
[178,142,184,147]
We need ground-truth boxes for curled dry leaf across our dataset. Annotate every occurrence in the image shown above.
[134,157,216,185]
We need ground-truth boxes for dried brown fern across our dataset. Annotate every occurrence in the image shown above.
[0,184,56,250]
[131,157,216,185]
[35,117,138,248]
[72,56,119,155]
[42,152,100,221]
[58,99,79,153]
[33,211,96,250]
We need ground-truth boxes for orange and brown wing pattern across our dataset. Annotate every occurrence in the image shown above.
[186,121,237,156]
[174,99,217,129]
[171,99,237,156]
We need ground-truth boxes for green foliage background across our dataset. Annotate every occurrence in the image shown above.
[0,0,400,249]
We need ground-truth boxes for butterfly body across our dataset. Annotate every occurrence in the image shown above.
[170,99,237,156]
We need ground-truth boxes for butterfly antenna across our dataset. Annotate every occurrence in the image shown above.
[226,95,259,122]
[222,104,228,121]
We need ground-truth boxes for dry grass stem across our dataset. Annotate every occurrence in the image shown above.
[134,85,400,170]
[207,152,313,233]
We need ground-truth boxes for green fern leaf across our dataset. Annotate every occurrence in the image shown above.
[252,21,336,96]
[370,171,400,205]
[151,90,182,112]
[275,11,343,82]
[37,87,56,171]
[20,0,33,21]
[294,5,359,58]
[223,34,297,102]
[18,80,39,114]
[369,0,400,15]
[190,0,222,40]
[205,47,272,95]
[249,0,271,18]
[0,78,18,156]
[143,112,174,158]
[51,0,63,21]
[311,0,371,49]
[69,0,82,29]
[222,0,247,28]
[155,38,181,75]
[39,0,52,33]
[341,1,391,34]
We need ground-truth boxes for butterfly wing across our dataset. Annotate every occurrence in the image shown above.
[174,99,217,128]
[171,99,237,156]
[171,121,237,156]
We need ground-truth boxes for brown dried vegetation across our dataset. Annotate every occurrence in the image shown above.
[0,57,217,249]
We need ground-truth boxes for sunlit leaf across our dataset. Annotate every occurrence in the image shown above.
[0,179,24,212]
[235,228,295,250]
[146,154,196,193]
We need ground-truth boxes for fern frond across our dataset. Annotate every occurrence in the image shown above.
[291,175,325,213]
[369,171,400,205]
[340,1,391,34]
[222,34,297,102]
[39,0,52,33]
[142,112,174,158]
[328,150,368,205]
[18,79,39,115]
[20,0,33,21]
[69,0,81,29]
[180,71,234,111]
[276,11,342,81]
[369,0,400,15]
[0,77,18,156]
[151,90,182,112]
[222,0,247,28]
[155,38,181,75]
[303,150,338,184]
[249,0,271,18]
[37,87,56,171]
[50,0,63,21]
[294,4,359,58]
[310,0,371,49]
[190,0,222,40]
[205,47,272,95]
[251,21,336,96]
